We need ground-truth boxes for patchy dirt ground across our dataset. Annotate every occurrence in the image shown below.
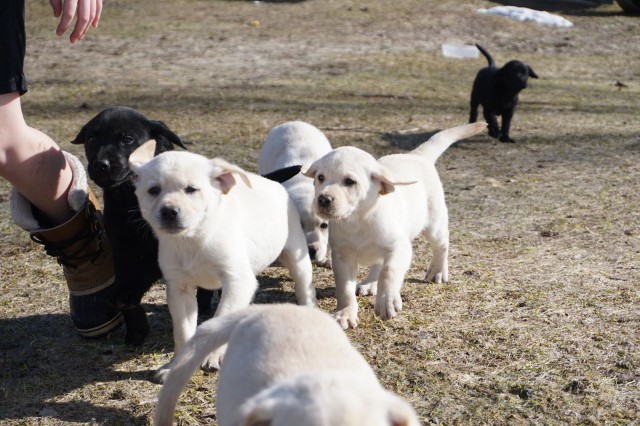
[1,0,639,425]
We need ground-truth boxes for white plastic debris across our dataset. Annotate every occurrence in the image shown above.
[477,6,574,28]
[441,44,480,59]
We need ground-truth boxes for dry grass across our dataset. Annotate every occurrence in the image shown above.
[1,0,639,424]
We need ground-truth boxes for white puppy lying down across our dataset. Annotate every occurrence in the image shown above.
[304,122,487,328]
[154,304,420,426]
[258,121,333,268]
[128,141,317,382]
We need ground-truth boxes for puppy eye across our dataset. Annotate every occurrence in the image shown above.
[185,186,199,194]
[148,186,161,196]
[87,136,96,145]
[320,223,328,230]
[317,174,325,183]
[344,177,357,187]
[121,135,135,145]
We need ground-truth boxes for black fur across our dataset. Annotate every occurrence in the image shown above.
[71,106,215,345]
[469,44,538,143]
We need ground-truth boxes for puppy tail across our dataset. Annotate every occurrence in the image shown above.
[475,44,495,67]
[154,309,255,426]
[412,122,487,163]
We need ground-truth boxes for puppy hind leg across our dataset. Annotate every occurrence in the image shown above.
[278,247,317,307]
[483,109,501,139]
[357,263,382,296]
[469,99,479,123]
[196,287,216,317]
[375,244,411,320]
[423,225,449,284]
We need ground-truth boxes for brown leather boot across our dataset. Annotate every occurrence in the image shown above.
[10,152,123,337]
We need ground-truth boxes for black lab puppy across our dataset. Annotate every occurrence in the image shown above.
[469,44,538,143]
[72,106,215,345]
[72,106,301,345]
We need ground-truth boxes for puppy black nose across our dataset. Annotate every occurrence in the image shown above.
[160,206,179,222]
[93,160,110,172]
[308,246,317,259]
[318,194,333,209]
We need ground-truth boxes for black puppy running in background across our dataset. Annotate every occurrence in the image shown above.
[72,106,301,345]
[469,44,538,143]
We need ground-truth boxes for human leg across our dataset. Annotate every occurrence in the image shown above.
[0,92,74,225]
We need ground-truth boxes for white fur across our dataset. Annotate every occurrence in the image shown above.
[258,121,333,267]
[128,141,317,382]
[304,122,486,328]
[154,304,420,426]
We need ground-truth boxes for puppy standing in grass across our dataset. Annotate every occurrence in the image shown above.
[128,141,317,381]
[259,121,333,268]
[469,44,538,143]
[304,122,486,328]
[154,304,420,426]
[71,106,215,345]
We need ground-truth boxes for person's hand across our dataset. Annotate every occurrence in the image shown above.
[50,0,103,44]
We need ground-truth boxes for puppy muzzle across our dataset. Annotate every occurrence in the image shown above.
[89,160,133,188]
[158,205,186,234]
[316,194,335,219]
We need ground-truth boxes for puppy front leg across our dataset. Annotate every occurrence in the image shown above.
[200,272,259,371]
[154,281,198,383]
[499,108,516,143]
[332,250,359,329]
[375,244,412,320]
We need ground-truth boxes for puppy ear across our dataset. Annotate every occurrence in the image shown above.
[210,158,252,194]
[372,165,417,196]
[262,165,301,183]
[528,66,539,79]
[302,162,317,179]
[70,123,89,145]
[150,120,188,151]
[129,139,157,171]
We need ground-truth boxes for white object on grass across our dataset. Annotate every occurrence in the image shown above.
[477,6,574,28]
[441,44,480,59]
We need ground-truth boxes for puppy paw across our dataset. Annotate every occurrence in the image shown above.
[374,292,402,320]
[201,347,226,371]
[316,257,332,269]
[332,308,359,329]
[121,306,150,346]
[499,135,515,143]
[426,268,448,284]
[153,362,172,384]
[356,281,377,296]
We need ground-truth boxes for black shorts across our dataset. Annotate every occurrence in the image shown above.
[0,0,28,95]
